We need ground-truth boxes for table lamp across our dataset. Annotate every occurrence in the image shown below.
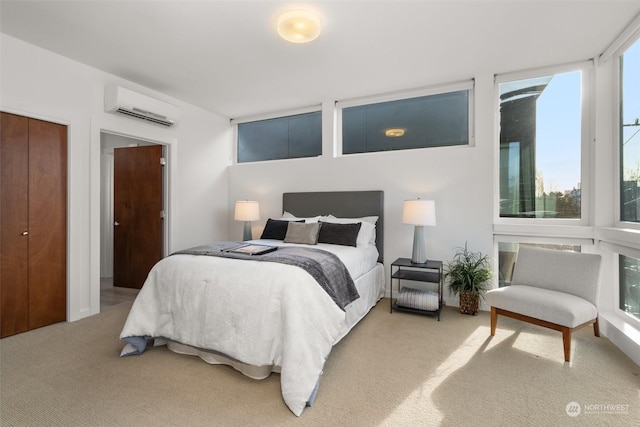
[234,200,260,241]
[402,199,436,264]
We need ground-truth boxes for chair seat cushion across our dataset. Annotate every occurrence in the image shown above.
[485,285,597,328]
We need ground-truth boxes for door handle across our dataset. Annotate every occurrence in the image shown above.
[22,231,29,236]
[114,221,120,227]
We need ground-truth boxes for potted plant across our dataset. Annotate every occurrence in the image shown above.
[444,242,492,315]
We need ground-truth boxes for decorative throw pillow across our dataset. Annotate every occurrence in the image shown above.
[283,222,321,245]
[320,217,375,246]
[317,221,362,247]
[260,218,303,240]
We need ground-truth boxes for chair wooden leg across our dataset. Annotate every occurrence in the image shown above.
[490,307,497,336]
[593,318,600,337]
[562,327,571,362]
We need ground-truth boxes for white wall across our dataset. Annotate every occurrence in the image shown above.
[228,75,497,308]
[1,34,232,321]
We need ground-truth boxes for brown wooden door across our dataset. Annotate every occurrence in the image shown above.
[1,113,30,337]
[0,113,67,337]
[113,145,163,289]
[27,118,67,330]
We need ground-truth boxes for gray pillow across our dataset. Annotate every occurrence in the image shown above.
[283,222,321,245]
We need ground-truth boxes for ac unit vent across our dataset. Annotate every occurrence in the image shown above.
[105,85,180,127]
[115,107,174,127]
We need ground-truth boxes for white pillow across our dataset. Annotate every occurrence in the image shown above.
[321,216,377,247]
[328,214,378,225]
[281,211,320,223]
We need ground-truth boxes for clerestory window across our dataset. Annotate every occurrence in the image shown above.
[236,111,322,163]
[338,82,473,155]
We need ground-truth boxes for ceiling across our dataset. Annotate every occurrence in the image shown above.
[2,1,640,119]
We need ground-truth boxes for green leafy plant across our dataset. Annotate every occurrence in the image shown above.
[444,242,492,299]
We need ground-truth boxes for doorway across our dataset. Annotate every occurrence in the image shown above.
[100,132,167,308]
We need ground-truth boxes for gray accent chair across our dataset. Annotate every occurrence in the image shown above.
[485,246,602,362]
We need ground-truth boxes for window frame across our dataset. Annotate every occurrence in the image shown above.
[599,240,640,329]
[613,31,640,231]
[231,105,322,165]
[618,253,640,323]
[602,17,640,330]
[494,61,594,229]
[335,79,475,156]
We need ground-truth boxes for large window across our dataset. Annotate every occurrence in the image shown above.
[498,70,583,219]
[620,254,640,321]
[620,37,640,223]
[236,111,321,163]
[340,84,471,154]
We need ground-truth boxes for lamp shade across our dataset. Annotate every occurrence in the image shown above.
[402,199,436,226]
[234,201,260,221]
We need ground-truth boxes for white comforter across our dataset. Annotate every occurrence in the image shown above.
[120,241,379,416]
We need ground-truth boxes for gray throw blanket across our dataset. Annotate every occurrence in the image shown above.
[172,242,359,311]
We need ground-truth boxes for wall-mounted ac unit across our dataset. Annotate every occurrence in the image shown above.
[104,85,180,127]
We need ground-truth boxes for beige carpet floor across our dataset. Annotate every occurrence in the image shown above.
[1,300,638,426]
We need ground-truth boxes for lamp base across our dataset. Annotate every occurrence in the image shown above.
[242,221,252,241]
[411,225,427,264]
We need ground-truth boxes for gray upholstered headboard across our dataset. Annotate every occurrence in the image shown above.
[282,191,384,263]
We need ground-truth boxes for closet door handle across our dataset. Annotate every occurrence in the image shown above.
[22,231,29,236]
[114,221,120,227]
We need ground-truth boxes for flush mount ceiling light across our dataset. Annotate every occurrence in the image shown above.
[385,128,406,137]
[277,10,321,43]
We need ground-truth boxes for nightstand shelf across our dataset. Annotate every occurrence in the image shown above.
[390,257,443,320]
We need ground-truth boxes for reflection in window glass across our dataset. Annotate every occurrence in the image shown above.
[342,90,469,154]
[621,37,640,223]
[497,242,580,287]
[620,255,640,320]
[237,112,321,163]
[499,72,582,218]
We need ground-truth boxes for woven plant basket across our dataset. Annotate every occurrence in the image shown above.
[459,290,479,315]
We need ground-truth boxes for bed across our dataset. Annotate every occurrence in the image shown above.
[119,190,385,416]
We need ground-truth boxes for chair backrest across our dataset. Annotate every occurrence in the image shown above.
[511,246,602,305]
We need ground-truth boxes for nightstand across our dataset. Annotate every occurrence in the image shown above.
[390,257,443,320]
